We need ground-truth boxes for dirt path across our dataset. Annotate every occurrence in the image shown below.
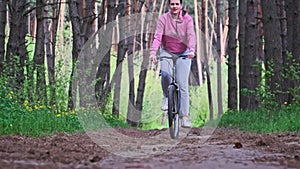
[0,127,299,169]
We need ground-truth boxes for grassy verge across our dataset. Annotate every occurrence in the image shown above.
[219,107,300,133]
[2,86,299,136]
[0,98,82,137]
[0,96,130,137]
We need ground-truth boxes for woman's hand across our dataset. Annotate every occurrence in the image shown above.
[186,51,195,59]
[150,55,158,64]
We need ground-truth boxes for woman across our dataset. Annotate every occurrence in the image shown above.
[150,0,196,128]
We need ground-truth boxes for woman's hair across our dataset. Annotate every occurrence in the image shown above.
[168,0,183,4]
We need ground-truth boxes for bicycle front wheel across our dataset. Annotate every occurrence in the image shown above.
[168,85,180,139]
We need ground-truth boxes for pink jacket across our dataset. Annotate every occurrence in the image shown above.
[151,10,196,56]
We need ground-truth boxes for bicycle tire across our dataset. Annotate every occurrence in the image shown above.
[167,85,180,139]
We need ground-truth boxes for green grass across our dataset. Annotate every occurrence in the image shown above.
[0,101,131,137]
[1,89,300,137]
[0,91,130,137]
[0,110,82,137]
[219,107,300,133]
[0,96,82,137]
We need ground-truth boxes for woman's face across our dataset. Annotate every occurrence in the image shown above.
[169,0,182,16]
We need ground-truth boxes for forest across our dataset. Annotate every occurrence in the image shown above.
[0,0,300,131]
[0,0,300,168]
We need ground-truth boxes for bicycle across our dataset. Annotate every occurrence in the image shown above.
[160,53,187,139]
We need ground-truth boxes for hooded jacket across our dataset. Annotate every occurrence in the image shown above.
[151,10,196,56]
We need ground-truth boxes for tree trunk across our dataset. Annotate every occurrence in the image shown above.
[191,0,201,86]
[238,0,247,110]
[125,0,147,126]
[286,0,293,54]
[98,0,106,30]
[6,0,28,101]
[82,0,96,42]
[158,0,166,16]
[257,0,264,62]
[112,0,127,117]
[44,0,55,105]
[240,0,260,110]
[47,0,61,105]
[278,0,289,103]
[216,0,223,117]
[0,0,6,72]
[201,0,214,120]
[292,1,300,63]
[261,0,283,105]
[57,0,66,45]
[68,0,85,109]
[291,0,300,98]
[95,0,117,109]
[132,0,143,52]
[227,0,238,110]
[126,41,136,126]
[34,0,47,104]
[285,0,295,103]
[135,0,151,118]
[147,0,158,50]
[80,0,96,108]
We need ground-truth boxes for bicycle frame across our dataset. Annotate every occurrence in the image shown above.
[159,53,187,139]
[160,54,187,107]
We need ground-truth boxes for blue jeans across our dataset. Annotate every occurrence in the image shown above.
[160,49,191,116]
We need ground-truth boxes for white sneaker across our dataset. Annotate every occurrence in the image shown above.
[161,97,168,111]
[181,116,192,128]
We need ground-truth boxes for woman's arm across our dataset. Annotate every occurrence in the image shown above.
[186,17,196,53]
[151,17,165,56]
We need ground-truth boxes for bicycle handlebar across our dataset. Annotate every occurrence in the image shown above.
[159,55,187,59]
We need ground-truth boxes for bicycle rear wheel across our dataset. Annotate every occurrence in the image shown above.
[167,85,180,139]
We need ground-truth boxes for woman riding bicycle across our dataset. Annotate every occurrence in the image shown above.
[150,0,196,128]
